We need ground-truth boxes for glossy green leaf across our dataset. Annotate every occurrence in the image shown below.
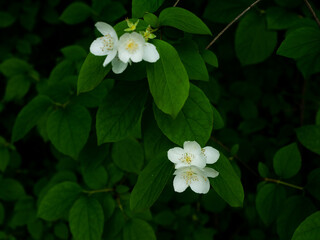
[38,182,82,221]
[12,95,53,142]
[296,125,320,155]
[123,218,156,240]
[69,197,104,240]
[273,143,301,179]
[212,106,224,130]
[59,2,92,24]
[0,178,25,201]
[201,49,219,67]
[277,27,320,59]
[47,104,91,158]
[77,53,111,94]
[112,138,144,174]
[132,0,164,18]
[256,183,286,225]
[159,7,212,35]
[175,40,209,81]
[96,83,147,144]
[277,196,315,240]
[292,211,320,240]
[147,39,189,118]
[143,12,159,28]
[210,154,244,207]
[235,12,277,65]
[154,84,213,146]
[130,154,174,210]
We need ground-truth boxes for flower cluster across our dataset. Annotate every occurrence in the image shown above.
[90,21,160,74]
[168,141,220,194]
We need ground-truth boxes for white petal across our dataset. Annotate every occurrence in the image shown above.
[203,146,220,164]
[175,161,189,169]
[168,147,185,164]
[173,175,188,193]
[203,167,219,178]
[90,38,109,56]
[118,48,131,63]
[95,22,117,40]
[103,49,117,67]
[131,32,145,43]
[143,43,160,62]
[111,57,128,74]
[183,141,202,155]
[130,50,143,63]
[191,154,206,169]
[189,174,209,194]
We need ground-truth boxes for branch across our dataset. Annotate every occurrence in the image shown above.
[173,0,180,7]
[206,0,263,49]
[264,178,304,191]
[303,0,320,28]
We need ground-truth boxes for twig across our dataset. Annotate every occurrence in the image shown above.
[206,0,263,49]
[173,0,180,7]
[264,178,304,191]
[303,0,320,28]
[83,188,113,195]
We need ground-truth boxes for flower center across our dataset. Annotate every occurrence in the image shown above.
[182,153,193,164]
[100,34,114,52]
[183,170,199,185]
[125,40,138,53]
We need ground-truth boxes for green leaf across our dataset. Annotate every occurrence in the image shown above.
[296,125,320,155]
[38,182,82,221]
[277,27,320,59]
[130,154,174,210]
[0,58,32,77]
[132,0,164,18]
[147,39,189,117]
[54,222,69,239]
[159,7,212,35]
[0,178,25,201]
[292,211,320,240]
[212,106,224,130]
[154,84,213,146]
[59,2,92,24]
[12,95,53,142]
[47,104,91,158]
[0,11,15,28]
[77,53,111,94]
[274,0,301,8]
[143,13,159,28]
[277,196,315,240]
[27,219,43,239]
[69,197,104,240]
[258,162,270,178]
[273,143,301,179]
[210,154,244,207]
[123,218,156,240]
[175,39,209,81]
[4,75,31,102]
[266,7,300,30]
[203,0,252,23]
[306,168,320,201]
[112,138,144,174]
[0,146,10,172]
[9,196,35,227]
[201,49,219,67]
[82,166,108,190]
[96,83,147,144]
[61,45,87,61]
[235,12,277,65]
[256,183,286,225]
[48,60,74,84]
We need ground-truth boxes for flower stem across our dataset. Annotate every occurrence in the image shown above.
[83,188,113,195]
[303,0,320,28]
[173,0,181,7]
[206,0,263,49]
[263,178,304,191]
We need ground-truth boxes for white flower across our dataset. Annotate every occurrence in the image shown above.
[117,32,159,64]
[90,22,118,67]
[173,166,219,194]
[168,141,207,169]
